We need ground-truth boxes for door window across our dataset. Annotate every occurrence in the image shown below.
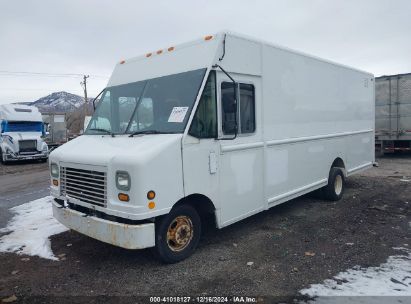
[221,82,255,135]
[239,84,255,133]
[188,71,217,138]
[221,82,237,135]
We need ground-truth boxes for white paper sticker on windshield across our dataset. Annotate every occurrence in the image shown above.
[168,107,189,123]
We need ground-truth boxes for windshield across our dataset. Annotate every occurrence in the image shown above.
[85,68,206,135]
[1,121,43,133]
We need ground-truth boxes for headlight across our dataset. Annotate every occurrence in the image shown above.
[116,171,130,191]
[50,163,59,178]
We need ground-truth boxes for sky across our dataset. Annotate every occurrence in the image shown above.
[0,0,410,104]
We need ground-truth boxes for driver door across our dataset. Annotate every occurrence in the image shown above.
[182,71,220,212]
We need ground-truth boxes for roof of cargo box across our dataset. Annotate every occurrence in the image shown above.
[107,31,372,87]
[230,31,373,75]
[0,104,43,122]
[107,33,223,87]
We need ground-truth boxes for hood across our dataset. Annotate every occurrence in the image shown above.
[50,134,183,166]
[3,131,42,141]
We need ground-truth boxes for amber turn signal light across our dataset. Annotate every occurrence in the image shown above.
[52,179,59,186]
[148,201,156,209]
[118,193,129,202]
[147,190,156,200]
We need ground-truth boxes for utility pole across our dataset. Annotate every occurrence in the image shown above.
[80,75,89,132]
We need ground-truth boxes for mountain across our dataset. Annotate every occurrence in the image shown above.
[30,91,94,113]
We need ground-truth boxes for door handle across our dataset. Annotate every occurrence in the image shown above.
[209,151,217,174]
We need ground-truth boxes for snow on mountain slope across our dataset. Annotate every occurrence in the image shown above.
[30,91,90,113]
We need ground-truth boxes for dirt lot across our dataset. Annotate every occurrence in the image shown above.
[0,160,48,177]
[0,155,410,303]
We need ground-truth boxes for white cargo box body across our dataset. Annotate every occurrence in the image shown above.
[190,34,373,226]
[50,32,374,253]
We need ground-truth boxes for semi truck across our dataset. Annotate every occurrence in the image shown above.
[375,73,411,153]
[50,32,375,263]
[42,113,68,151]
[0,104,48,163]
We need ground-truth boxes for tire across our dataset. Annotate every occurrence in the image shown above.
[322,167,345,201]
[154,204,201,263]
[0,148,7,165]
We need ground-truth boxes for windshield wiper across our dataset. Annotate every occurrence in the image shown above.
[88,128,115,137]
[129,130,177,137]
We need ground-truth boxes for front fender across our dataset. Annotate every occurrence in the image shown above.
[0,136,16,153]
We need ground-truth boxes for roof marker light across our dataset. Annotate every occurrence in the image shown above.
[156,50,163,55]
[204,35,213,41]
[119,60,126,64]
[146,53,152,58]
[168,47,175,52]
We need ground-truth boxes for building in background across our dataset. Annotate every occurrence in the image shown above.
[42,113,68,150]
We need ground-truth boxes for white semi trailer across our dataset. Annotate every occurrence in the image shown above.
[0,104,48,163]
[50,32,375,263]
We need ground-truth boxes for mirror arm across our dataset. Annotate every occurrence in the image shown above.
[212,64,238,140]
[92,89,105,111]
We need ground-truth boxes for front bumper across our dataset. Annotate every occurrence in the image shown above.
[52,200,155,249]
[5,151,48,161]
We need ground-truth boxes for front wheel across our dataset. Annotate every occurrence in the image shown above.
[0,148,8,165]
[154,204,201,263]
[322,167,345,201]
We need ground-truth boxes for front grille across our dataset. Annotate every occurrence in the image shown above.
[19,140,37,152]
[60,167,107,207]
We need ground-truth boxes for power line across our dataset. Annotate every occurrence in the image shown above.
[0,70,109,79]
[0,88,85,91]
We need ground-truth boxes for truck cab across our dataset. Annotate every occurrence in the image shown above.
[0,104,49,163]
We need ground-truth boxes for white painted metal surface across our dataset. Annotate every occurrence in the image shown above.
[50,32,374,248]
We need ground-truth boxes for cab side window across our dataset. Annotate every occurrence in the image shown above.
[221,82,255,135]
[239,84,255,133]
[221,82,237,135]
[189,71,217,138]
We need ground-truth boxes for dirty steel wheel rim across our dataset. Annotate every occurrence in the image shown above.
[166,216,194,252]
[335,175,343,195]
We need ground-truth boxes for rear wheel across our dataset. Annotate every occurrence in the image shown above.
[322,167,345,201]
[154,204,201,263]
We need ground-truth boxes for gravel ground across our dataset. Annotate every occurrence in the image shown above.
[0,155,410,303]
[0,160,48,176]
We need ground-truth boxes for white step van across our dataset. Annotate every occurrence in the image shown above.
[0,104,48,163]
[50,32,375,263]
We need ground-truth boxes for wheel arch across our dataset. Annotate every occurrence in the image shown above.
[173,193,217,227]
[330,157,347,176]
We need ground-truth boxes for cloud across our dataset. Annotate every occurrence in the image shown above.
[0,0,410,103]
